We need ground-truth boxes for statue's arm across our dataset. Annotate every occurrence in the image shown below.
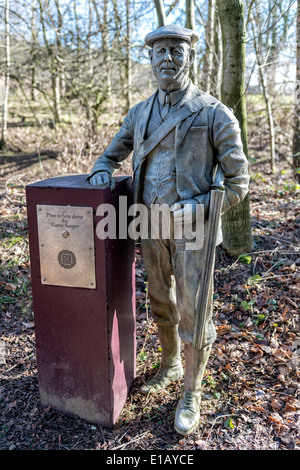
[88,106,137,188]
[212,103,250,214]
[194,103,250,216]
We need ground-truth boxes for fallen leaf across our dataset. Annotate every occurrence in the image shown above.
[216,324,231,335]
[22,322,34,329]
[271,398,282,411]
[195,439,207,450]
[272,349,291,362]
[278,366,288,382]
[5,283,17,292]
[285,403,296,412]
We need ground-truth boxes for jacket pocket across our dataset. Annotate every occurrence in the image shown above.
[180,126,209,165]
[176,126,211,198]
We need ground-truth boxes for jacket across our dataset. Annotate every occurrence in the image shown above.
[88,82,250,216]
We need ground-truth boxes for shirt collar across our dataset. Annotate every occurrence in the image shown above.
[158,81,190,107]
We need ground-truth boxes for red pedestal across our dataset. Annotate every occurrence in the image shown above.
[26,175,136,427]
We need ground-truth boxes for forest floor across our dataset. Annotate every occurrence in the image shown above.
[0,115,299,452]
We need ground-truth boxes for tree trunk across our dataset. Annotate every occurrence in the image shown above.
[52,70,60,123]
[211,11,222,99]
[216,0,253,256]
[38,0,61,123]
[266,1,278,97]
[54,0,63,119]
[88,0,93,76]
[154,0,166,27]
[92,0,111,97]
[201,0,215,93]
[103,0,111,97]
[185,0,198,85]
[293,0,300,182]
[1,0,10,150]
[111,0,123,95]
[251,17,276,172]
[73,0,81,51]
[125,0,132,112]
[30,0,38,102]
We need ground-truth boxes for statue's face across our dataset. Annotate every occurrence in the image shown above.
[149,38,194,91]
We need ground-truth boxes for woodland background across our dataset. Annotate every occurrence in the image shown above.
[0,0,299,451]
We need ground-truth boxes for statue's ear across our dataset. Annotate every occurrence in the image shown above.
[148,49,153,62]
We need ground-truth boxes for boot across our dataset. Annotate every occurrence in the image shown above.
[140,324,183,395]
[174,343,211,436]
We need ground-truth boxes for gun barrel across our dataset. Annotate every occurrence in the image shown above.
[192,187,224,350]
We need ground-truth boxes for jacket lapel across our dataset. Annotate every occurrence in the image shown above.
[137,91,158,145]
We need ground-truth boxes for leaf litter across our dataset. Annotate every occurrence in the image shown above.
[0,148,299,451]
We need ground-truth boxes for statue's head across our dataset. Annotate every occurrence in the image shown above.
[145,25,199,91]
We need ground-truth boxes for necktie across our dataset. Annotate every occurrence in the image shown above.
[161,93,170,120]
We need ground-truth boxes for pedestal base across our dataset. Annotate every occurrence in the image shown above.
[26,175,136,427]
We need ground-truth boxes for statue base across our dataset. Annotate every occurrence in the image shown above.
[26,175,135,427]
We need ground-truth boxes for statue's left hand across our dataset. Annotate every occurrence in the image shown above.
[89,171,115,191]
[170,199,197,224]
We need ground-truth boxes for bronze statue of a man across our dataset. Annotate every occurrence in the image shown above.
[88,25,249,435]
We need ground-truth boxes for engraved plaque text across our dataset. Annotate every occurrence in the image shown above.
[37,205,96,288]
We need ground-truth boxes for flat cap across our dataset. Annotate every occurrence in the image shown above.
[145,24,199,47]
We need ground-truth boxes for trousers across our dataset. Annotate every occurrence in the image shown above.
[140,217,216,347]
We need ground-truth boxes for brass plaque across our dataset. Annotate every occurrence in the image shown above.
[37,205,96,289]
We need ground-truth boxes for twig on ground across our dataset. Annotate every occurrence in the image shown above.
[110,431,149,450]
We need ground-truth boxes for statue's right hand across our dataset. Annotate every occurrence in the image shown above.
[89,172,115,191]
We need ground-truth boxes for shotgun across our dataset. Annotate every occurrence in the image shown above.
[192,166,224,350]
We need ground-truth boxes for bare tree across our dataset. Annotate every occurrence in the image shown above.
[185,0,198,85]
[216,0,253,256]
[211,9,222,99]
[293,0,300,181]
[37,0,62,123]
[201,0,215,93]
[250,14,276,172]
[102,0,111,97]
[154,0,166,27]
[30,0,38,101]
[1,0,10,150]
[125,0,132,111]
